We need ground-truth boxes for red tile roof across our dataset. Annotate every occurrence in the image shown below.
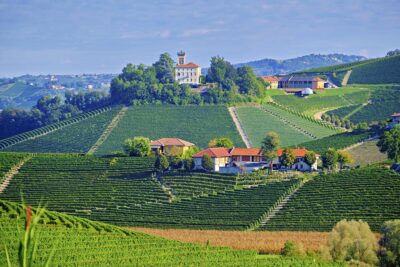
[192,148,231,158]
[391,113,400,117]
[277,148,320,157]
[312,77,325,82]
[176,62,200,68]
[150,138,194,147]
[261,76,279,82]
[229,148,262,156]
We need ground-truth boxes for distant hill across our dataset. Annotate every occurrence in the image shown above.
[233,54,366,76]
[296,54,400,85]
[0,81,60,110]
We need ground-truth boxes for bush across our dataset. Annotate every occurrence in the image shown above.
[281,240,304,257]
[326,220,378,265]
[379,220,400,267]
[201,155,214,171]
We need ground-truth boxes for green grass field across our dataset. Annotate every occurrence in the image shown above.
[347,140,387,167]
[236,106,312,147]
[261,167,400,231]
[271,87,369,115]
[1,107,121,153]
[0,200,342,266]
[95,105,245,155]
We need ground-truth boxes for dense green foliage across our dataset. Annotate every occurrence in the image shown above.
[0,201,343,266]
[297,130,373,154]
[95,105,244,155]
[0,91,109,139]
[379,220,400,267]
[377,126,400,162]
[236,106,312,147]
[262,167,400,231]
[123,136,151,157]
[1,107,120,153]
[0,153,27,184]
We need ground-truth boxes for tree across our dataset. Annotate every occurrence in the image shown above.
[170,155,183,169]
[322,148,338,171]
[304,151,317,167]
[235,66,265,97]
[326,220,378,265]
[261,131,280,172]
[123,136,151,157]
[201,154,214,171]
[377,126,400,162]
[153,53,175,84]
[281,240,304,257]
[337,150,354,169]
[208,137,234,148]
[155,154,169,172]
[379,220,400,267]
[281,148,295,168]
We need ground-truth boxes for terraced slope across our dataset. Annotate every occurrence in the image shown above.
[261,167,400,231]
[0,153,27,184]
[0,201,342,266]
[0,154,169,218]
[236,106,312,147]
[95,105,245,155]
[1,107,121,153]
[161,172,237,199]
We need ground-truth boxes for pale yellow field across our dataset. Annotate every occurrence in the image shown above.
[131,228,330,254]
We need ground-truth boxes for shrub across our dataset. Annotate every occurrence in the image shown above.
[201,155,214,171]
[123,136,151,157]
[379,220,400,267]
[326,220,378,265]
[281,240,304,257]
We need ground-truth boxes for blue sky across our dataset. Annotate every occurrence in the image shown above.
[0,0,399,77]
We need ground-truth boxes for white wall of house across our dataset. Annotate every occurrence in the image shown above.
[175,67,201,85]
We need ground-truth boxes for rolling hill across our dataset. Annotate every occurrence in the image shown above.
[234,54,366,76]
[295,54,400,85]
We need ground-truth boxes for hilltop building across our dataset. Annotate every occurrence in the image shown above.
[150,138,194,156]
[174,51,201,85]
[278,75,326,89]
[261,76,279,89]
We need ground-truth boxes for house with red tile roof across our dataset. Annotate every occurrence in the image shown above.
[276,148,320,171]
[192,148,231,171]
[150,138,194,156]
[261,76,279,89]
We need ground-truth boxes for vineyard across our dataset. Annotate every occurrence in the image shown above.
[0,152,27,184]
[0,201,343,266]
[0,155,299,229]
[161,172,237,199]
[297,130,373,154]
[0,154,170,218]
[261,167,400,231]
[0,106,121,153]
[235,106,312,147]
[327,88,400,124]
[95,105,245,155]
[271,88,369,115]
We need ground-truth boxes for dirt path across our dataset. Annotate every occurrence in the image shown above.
[87,106,128,155]
[0,157,31,193]
[341,69,352,86]
[228,107,252,148]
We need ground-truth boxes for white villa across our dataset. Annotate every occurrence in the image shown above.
[174,51,201,85]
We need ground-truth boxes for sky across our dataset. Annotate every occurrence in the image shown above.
[0,0,399,77]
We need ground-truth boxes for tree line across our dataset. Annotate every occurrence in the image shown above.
[0,91,109,139]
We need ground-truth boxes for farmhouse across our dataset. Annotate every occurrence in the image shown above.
[261,76,279,89]
[192,148,231,172]
[388,112,400,129]
[174,51,201,85]
[150,138,194,156]
[278,75,326,89]
[276,148,319,171]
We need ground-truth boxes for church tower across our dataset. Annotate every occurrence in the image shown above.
[177,51,186,65]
